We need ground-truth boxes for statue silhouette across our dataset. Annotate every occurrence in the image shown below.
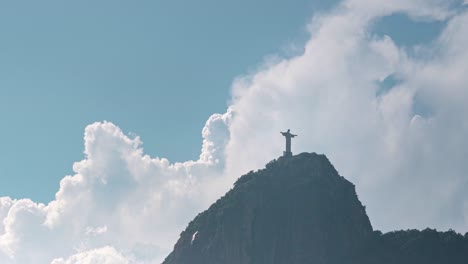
[281,129,297,157]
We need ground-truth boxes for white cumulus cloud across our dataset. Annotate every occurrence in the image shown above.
[225,0,468,232]
[0,112,232,263]
[51,246,128,264]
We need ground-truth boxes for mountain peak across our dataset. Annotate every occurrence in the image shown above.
[163,152,373,264]
[163,152,468,263]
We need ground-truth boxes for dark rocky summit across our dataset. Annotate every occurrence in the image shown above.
[163,153,468,264]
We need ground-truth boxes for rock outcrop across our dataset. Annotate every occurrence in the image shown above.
[163,153,373,264]
[163,152,468,264]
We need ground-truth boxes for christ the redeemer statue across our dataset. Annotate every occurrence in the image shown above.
[281,129,297,157]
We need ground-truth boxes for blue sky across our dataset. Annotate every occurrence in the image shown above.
[0,0,448,203]
[0,0,335,202]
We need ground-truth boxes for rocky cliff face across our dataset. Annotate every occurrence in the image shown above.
[163,153,373,264]
[163,152,468,264]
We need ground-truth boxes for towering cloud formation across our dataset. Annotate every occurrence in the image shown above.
[0,117,232,263]
[1,0,468,263]
[226,0,468,231]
